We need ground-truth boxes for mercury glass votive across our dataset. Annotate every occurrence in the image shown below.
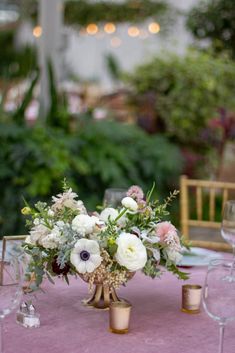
[109,301,132,334]
[182,284,202,314]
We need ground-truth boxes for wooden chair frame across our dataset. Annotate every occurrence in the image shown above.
[0,235,27,285]
[180,175,235,251]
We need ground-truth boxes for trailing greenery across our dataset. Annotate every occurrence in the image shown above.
[64,0,170,27]
[125,51,235,143]
[186,0,235,59]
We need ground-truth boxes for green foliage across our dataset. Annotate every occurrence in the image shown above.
[125,52,235,143]
[187,0,235,59]
[0,114,183,235]
[64,0,170,27]
[0,29,36,79]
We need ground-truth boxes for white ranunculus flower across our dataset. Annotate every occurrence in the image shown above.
[121,197,138,212]
[115,232,147,271]
[100,208,119,222]
[40,226,63,249]
[70,238,102,274]
[29,223,50,244]
[165,249,182,264]
[72,214,98,236]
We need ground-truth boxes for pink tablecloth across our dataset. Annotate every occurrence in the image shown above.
[4,266,235,353]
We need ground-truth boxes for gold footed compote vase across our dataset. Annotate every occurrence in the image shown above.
[80,272,135,310]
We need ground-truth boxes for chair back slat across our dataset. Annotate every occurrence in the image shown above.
[209,188,215,221]
[196,187,202,220]
[180,175,235,251]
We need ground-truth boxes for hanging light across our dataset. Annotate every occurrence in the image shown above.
[86,23,98,35]
[104,22,116,34]
[148,22,160,34]
[33,26,42,38]
[128,26,140,37]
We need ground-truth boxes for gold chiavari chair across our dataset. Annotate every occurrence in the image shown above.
[180,175,235,251]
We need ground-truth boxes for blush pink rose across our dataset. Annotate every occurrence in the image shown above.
[155,221,177,242]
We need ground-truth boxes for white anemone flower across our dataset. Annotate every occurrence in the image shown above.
[70,239,102,274]
[115,232,147,271]
[121,197,138,212]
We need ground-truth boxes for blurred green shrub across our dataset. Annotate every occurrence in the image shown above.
[0,115,183,235]
[125,52,235,143]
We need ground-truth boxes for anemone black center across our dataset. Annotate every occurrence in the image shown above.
[80,250,90,261]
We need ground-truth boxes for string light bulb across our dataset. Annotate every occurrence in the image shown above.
[104,23,116,34]
[148,22,160,34]
[86,23,98,35]
[33,26,42,38]
[128,26,140,37]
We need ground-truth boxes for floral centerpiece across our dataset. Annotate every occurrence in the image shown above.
[22,182,189,308]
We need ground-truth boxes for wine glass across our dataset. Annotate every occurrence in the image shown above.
[202,259,235,353]
[221,200,235,280]
[103,188,127,208]
[0,255,23,353]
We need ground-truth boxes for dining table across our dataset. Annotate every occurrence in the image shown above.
[3,260,235,353]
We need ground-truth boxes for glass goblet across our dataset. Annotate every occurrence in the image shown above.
[221,200,235,280]
[0,255,22,353]
[202,259,235,353]
[103,188,127,208]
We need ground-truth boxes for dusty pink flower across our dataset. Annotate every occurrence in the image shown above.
[155,221,177,242]
[126,185,144,202]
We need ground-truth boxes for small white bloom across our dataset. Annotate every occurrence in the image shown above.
[72,214,98,236]
[121,197,138,212]
[33,218,40,226]
[70,239,102,274]
[115,232,147,271]
[165,249,182,264]
[47,209,54,217]
[100,208,119,222]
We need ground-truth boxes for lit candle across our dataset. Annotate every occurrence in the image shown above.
[182,284,202,314]
[109,301,132,334]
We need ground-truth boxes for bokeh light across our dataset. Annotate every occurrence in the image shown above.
[148,22,160,34]
[33,26,42,38]
[86,23,98,35]
[104,23,116,34]
[128,26,140,37]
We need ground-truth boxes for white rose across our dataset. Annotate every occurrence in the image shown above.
[72,214,98,236]
[121,197,138,212]
[115,232,147,271]
[100,208,119,222]
[165,249,182,264]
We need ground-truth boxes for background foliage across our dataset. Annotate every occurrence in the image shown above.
[125,52,235,143]
[186,0,235,59]
[0,110,183,236]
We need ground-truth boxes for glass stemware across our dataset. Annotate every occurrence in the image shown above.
[0,255,22,353]
[221,200,235,280]
[202,259,235,353]
[103,188,127,208]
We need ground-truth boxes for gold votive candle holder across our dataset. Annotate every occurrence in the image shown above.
[181,284,202,314]
[109,301,132,334]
